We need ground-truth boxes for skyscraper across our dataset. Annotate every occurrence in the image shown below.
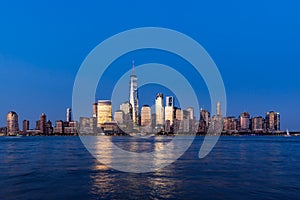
[120,101,133,121]
[239,112,251,131]
[182,110,190,132]
[129,61,139,125]
[217,101,221,116]
[252,116,264,133]
[40,113,47,134]
[141,105,151,127]
[199,109,210,132]
[175,108,183,121]
[119,101,133,131]
[66,108,72,122]
[92,102,98,118]
[186,107,195,132]
[165,96,174,125]
[266,111,280,132]
[155,93,164,126]
[54,120,64,134]
[186,107,194,120]
[23,120,29,134]
[7,111,19,135]
[114,110,124,124]
[97,100,112,127]
[223,116,237,133]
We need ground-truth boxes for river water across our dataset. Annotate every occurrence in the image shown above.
[1,136,300,199]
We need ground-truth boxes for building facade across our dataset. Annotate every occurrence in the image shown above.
[265,111,280,132]
[155,93,164,126]
[239,112,251,131]
[199,109,210,133]
[223,117,237,133]
[251,116,264,133]
[40,113,47,134]
[114,110,124,125]
[66,108,72,122]
[97,100,112,128]
[141,105,151,127]
[165,96,174,126]
[7,111,19,135]
[129,62,139,125]
[23,120,29,134]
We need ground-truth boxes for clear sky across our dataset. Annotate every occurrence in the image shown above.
[0,0,299,130]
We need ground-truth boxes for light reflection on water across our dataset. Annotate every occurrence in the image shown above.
[80,136,191,173]
[1,136,300,199]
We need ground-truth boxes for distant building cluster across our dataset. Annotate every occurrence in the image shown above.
[0,109,78,136]
[0,62,282,136]
[222,111,280,134]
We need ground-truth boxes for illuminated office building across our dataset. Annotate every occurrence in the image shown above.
[66,108,72,122]
[252,116,264,132]
[97,100,112,127]
[239,112,251,131]
[223,117,237,132]
[266,111,280,131]
[155,93,164,126]
[7,111,19,135]
[141,105,151,127]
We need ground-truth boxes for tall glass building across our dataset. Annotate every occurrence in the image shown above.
[155,93,164,126]
[129,62,139,125]
[165,96,174,126]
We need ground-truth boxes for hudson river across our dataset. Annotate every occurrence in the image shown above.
[1,136,300,199]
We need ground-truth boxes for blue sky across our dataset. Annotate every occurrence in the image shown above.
[0,0,299,130]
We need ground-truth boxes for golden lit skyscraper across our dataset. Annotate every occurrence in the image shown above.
[141,105,151,127]
[155,93,164,126]
[6,111,19,135]
[97,100,112,127]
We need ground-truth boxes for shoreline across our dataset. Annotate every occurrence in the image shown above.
[1,132,300,137]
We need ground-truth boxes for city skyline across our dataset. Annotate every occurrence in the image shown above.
[0,65,284,135]
[1,1,300,130]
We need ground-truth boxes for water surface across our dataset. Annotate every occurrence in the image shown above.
[1,136,300,199]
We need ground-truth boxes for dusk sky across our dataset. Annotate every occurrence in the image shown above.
[0,0,300,130]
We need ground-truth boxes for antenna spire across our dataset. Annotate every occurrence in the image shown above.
[132,60,135,75]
